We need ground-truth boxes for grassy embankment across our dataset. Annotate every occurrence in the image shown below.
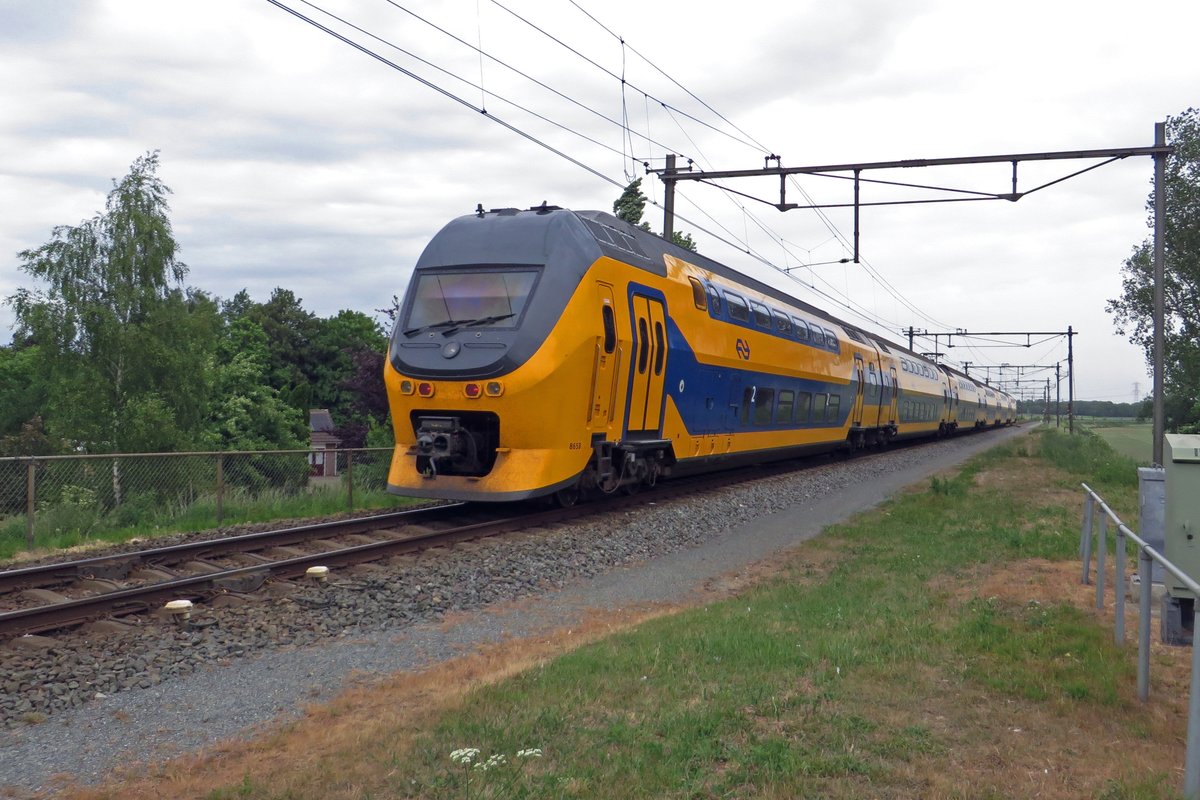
[0,487,419,562]
[69,428,1193,800]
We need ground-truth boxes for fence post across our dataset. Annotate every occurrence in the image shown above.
[1138,547,1152,702]
[346,450,354,514]
[1115,526,1126,643]
[1081,494,1094,585]
[25,460,36,550]
[216,453,225,526]
[1095,514,1107,610]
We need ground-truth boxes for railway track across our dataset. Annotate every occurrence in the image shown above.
[0,430,1011,642]
[0,472,707,639]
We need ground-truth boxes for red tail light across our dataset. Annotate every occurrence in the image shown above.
[464,383,481,398]
[417,382,435,397]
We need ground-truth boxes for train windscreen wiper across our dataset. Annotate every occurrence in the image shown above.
[403,314,514,337]
[464,313,515,327]
[402,319,464,337]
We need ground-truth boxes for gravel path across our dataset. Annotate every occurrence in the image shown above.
[0,427,1031,795]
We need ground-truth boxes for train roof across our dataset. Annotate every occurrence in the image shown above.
[418,205,1012,400]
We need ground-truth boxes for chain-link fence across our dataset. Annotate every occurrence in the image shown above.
[0,447,400,557]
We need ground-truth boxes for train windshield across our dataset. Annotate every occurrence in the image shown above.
[401,268,540,335]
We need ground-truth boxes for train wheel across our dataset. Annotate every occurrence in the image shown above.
[555,485,581,508]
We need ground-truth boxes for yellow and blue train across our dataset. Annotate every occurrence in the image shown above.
[384,205,1016,504]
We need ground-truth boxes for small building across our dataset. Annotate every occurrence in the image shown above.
[309,409,341,477]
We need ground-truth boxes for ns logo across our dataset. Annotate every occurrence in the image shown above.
[735,338,751,360]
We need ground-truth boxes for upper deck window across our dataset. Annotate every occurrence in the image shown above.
[772,310,792,335]
[750,301,771,329]
[726,293,750,322]
[402,268,539,335]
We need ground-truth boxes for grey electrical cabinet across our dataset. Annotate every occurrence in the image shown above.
[1165,434,1200,600]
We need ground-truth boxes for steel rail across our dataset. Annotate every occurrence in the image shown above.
[0,504,462,595]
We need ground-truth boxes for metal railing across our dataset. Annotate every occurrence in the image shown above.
[0,447,397,551]
[1081,483,1200,798]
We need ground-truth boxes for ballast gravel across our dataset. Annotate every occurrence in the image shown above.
[0,427,1030,794]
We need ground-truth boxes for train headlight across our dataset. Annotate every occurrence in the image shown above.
[464,383,482,399]
[399,380,415,395]
[417,382,435,398]
[485,381,504,397]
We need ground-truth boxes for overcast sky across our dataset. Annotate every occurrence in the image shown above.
[2,0,1196,403]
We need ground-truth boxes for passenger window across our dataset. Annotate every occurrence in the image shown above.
[740,387,754,425]
[707,285,721,314]
[809,327,824,348]
[601,305,616,354]
[726,293,750,322]
[777,390,795,422]
[754,389,774,425]
[689,277,706,310]
[813,393,828,421]
[826,394,841,422]
[796,391,812,422]
[823,328,839,352]
[750,302,771,328]
[772,310,791,335]
[792,318,809,341]
[637,318,649,374]
[653,321,665,376]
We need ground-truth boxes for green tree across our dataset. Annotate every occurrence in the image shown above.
[612,178,698,252]
[614,178,650,226]
[205,316,309,493]
[8,152,218,457]
[311,309,387,444]
[207,317,307,451]
[246,287,322,410]
[0,339,48,441]
[1107,108,1200,432]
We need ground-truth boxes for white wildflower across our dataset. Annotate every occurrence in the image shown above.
[450,747,480,764]
[516,748,543,758]
[473,753,507,771]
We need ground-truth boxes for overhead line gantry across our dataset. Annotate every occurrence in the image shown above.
[650,132,1171,460]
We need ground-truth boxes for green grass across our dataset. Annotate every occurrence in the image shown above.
[322,439,1150,799]
[0,487,420,561]
[1092,422,1155,465]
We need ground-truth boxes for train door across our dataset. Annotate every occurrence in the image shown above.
[588,283,621,430]
[865,362,881,428]
[888,367,899,425]
[851,356,865,428]
[628,294,669,435]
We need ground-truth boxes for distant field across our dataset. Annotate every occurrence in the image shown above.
[1091,422,1154,463]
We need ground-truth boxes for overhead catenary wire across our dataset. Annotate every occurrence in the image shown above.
[268,0,626,191]
[487,0,769,155]
[337,0,686,159]
[274,0,1010,370]
[558,2,957,334]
